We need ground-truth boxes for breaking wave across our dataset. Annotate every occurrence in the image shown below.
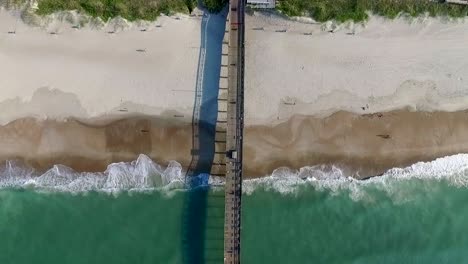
[244,153,468,202]
[0,155,187,194]
[1,154,468,199]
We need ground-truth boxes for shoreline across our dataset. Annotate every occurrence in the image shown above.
[0,116,193,173]
[244,110,468,178]
[2,110,468,179]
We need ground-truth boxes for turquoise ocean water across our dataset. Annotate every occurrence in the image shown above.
[1,154,468,263]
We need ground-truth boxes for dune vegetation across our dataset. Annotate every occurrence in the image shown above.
[277,0,468,22]
[35,0,197,21]
[7,0,465,23]
[202,0,228,13]
[0,0,228,21]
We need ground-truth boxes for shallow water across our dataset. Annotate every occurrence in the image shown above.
[0,190,186,264]
[243,180,468,263]
[2,154,468,263]
[2,176,468,263]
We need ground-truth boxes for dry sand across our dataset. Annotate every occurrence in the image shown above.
[0,9,201,125]
[246,12,468,125]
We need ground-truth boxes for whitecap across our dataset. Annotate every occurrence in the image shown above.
[1,153,468,200]
[243,154,468,202]
[0,154,185,194]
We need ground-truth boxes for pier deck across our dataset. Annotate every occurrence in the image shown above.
[223,0,245,263]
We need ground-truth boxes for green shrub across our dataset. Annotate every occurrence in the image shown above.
[0,0,30,8]
[202,0,228,13]
[36,0,198,21]
[277,0,468,22]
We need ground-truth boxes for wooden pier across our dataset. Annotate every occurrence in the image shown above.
[223,0,245,263]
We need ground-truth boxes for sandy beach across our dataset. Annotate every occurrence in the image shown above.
[2,8,468,179]
[245,13,468,124]
[0,8,201,125]
[241,12,468,177]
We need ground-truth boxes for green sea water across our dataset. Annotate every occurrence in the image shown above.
[1,176,468,263]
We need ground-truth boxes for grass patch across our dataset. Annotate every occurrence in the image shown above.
[36,0,198,21]
[0,0,29,8]
[277,0,468,22]
[4,0,228,20]
[202,0,228,13]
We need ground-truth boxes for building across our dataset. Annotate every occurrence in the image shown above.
[246,0,276,9]
[446,0,468,4]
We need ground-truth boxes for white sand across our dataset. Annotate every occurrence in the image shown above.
[4,9,468,127]
[0,9,202,125]
[246,13,468,125]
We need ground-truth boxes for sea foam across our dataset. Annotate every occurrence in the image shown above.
[1,154,468,198]
[0,154,185,194]
[244,154,468,202]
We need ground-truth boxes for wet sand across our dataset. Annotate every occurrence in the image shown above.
[245,110,468,178]
[2,110,468,179]
[0,117,193,173]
